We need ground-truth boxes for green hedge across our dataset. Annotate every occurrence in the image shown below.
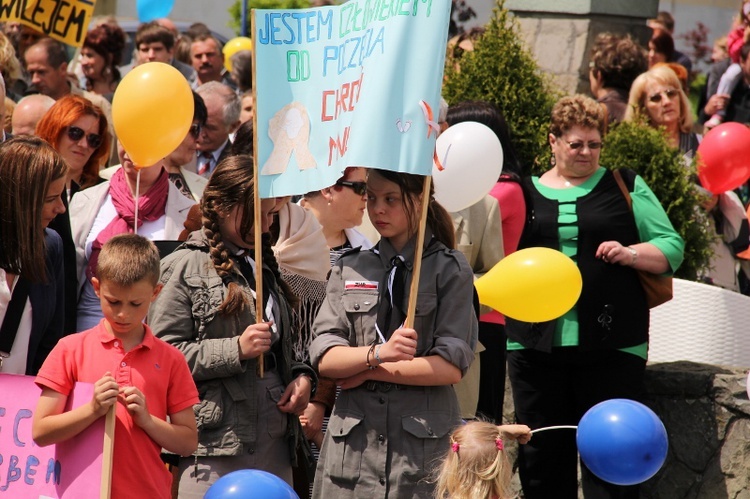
[441,1,560,175]
[442,0,711,280]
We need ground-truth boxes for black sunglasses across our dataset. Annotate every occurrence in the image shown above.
[189,123,202,139]
[336,180,367,196]
[66,126,102,149]
[647,88,679,103]
[566,140,602,151]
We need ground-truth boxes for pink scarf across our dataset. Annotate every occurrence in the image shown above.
[86,167,169,280]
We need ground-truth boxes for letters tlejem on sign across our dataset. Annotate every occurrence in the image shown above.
[0,374,109,498]
[253,0,450,198]
[0,0,96,47]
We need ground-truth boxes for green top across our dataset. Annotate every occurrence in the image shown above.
[507,168,685,359]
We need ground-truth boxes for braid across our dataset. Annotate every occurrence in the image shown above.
[203,201,249,315]
[261,232,299,308]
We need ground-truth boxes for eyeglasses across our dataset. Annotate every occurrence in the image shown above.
[66,126,102,149]
[647,88,679,103]
[566,140,602,151]
[335,180,367,196]
[189,123,202,139]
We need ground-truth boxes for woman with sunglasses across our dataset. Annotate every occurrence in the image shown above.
[162,90,209,202]
[69,139,195,331]
[627,66,749,291]
[625,65,699,160]
[35,94,112,335]
[300,167,373,262]
[506,94,683,499]
[298,167,373,482]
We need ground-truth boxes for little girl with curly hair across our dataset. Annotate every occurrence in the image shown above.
[435,421,532,499]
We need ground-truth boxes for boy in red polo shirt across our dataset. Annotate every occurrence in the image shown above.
[33,234,199,499]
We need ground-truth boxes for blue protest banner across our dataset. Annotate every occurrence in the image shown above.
[253,0,450,198]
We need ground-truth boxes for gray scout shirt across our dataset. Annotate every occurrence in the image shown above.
[310,234,477,498]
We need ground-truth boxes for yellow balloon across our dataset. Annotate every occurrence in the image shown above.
[112,62,194,167]
[223,37,253,72]
[475,247,583,322]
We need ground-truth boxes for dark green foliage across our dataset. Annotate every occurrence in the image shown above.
[601,121,713,280]
[442,1,561,174]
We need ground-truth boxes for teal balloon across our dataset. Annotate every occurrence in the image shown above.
[577,399,668,486]
[204,470,299,499]
[136,0,175,22]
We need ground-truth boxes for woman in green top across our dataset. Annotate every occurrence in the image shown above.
[505,94,684,499]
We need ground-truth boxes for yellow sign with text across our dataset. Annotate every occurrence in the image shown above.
[0,0,96,47]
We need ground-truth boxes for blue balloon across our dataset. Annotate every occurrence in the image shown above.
[204,469,299,499]
[577,399,668,486]
[136,0,175,23]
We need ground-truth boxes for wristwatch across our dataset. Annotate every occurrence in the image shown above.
[626,246,638,266]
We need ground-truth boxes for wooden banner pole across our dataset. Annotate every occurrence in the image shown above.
[404,175,432,328]
[99,406,116,499]
[251,10,264,378]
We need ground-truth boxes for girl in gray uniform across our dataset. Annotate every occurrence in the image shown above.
[309,169,478,498]
[149,155,317,498]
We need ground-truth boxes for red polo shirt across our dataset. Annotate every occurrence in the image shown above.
[36,322,199,499]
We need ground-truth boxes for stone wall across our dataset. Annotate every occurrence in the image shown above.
[641,362,750,499]
[503,0,656,95]
[501,362,750,498]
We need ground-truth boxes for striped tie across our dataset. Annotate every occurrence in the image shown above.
[197,151,213,176]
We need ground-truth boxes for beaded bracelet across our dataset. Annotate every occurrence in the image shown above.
[375,345,383,365]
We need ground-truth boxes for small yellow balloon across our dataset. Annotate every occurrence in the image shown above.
[223,37,253,72]
[112,62,194,167]
[475,247,583,322]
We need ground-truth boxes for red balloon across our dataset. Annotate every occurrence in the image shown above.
[697,122,750,194]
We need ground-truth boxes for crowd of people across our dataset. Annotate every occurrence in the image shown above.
[0,5,745,499]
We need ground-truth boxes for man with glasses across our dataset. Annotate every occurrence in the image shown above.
[194,82,240,178]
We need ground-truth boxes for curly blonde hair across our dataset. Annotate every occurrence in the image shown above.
[549,94,606,138]
[434,422,513,499]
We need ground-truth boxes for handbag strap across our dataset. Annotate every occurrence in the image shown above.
[612,169,633,212]
[0,276,31,357]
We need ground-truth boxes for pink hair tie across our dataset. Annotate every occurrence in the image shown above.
[451,442,460,453]
[495,438,504,451]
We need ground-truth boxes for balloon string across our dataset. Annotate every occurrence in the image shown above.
[134,168,141,236]
[531,425,578,434]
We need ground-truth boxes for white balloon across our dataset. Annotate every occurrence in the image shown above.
[432,121,504,212]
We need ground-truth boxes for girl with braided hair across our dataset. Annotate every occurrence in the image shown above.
[149,154,317,498]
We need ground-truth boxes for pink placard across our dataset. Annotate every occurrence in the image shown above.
[0,373,106,498]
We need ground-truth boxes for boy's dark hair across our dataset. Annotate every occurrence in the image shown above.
[97,234,161,286]
[135,22,175,50]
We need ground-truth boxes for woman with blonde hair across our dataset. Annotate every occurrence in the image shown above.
[0,31,23,100]
[625,64,698,158]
